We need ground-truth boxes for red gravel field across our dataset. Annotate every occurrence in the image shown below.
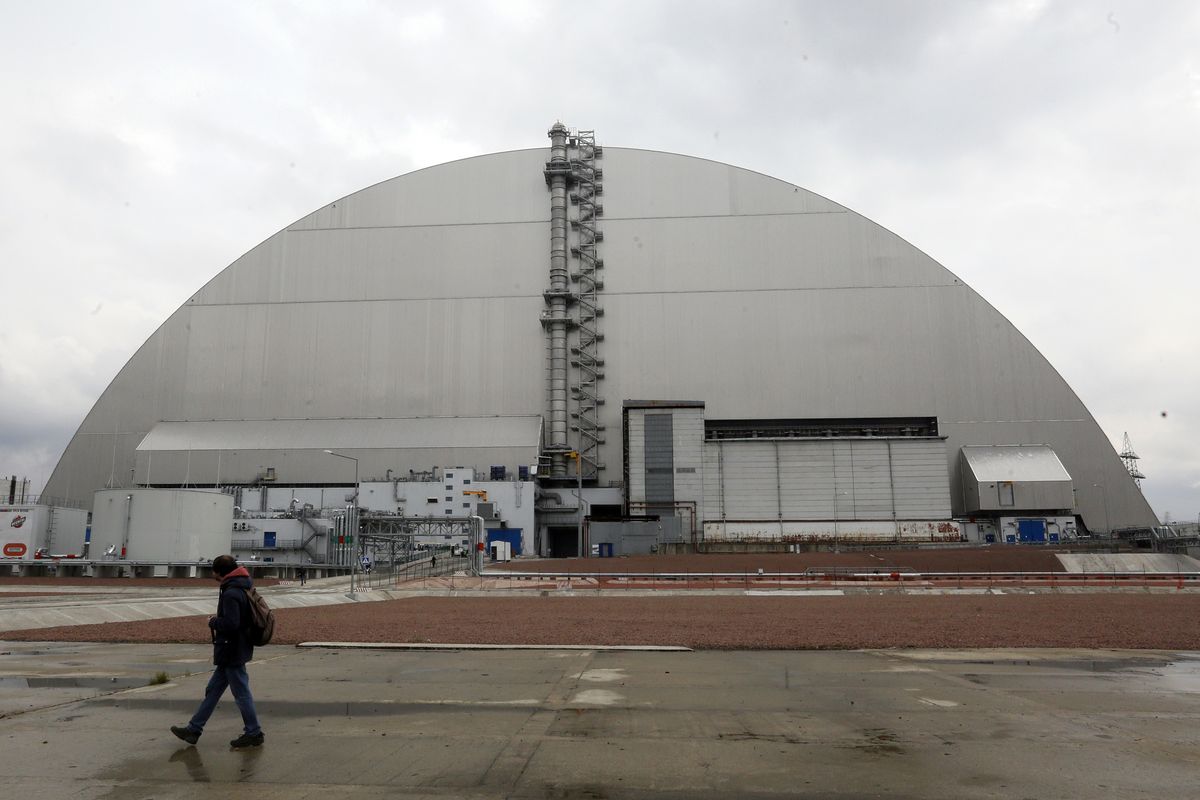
[6,594,1199,650]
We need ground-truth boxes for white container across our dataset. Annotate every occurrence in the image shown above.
[489,540,511,562]
[91,489,233,562]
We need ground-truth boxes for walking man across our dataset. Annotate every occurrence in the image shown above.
[171,555,264,749]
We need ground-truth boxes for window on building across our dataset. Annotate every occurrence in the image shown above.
[998,482,1015,507]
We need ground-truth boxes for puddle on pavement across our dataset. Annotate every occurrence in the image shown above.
[96,743,266,793]
[1157,659,1200,693]
[955,657,1173,673]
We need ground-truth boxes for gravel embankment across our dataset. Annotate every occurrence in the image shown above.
[5,594,1198,650]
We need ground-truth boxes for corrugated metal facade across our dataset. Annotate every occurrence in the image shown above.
[702,439,951,523]
[43,147,1155,532]
[643,414,675,508]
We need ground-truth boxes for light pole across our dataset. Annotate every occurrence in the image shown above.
[325,450,359,591]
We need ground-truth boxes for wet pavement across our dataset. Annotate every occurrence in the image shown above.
[0,642,1198,798]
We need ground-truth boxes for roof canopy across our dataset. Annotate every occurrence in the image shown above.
[137,417,543,452]
[960,445,1072,483]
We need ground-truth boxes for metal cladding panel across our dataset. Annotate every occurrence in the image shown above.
[139,417,543,452]
[598,148,846,218]
[194,223,551,307]
[45,147,1156,532]
[670,409,705,508]
[960,444,1075,513]
[715,442,779,519]
[603,213,952,295]
[136,447,537,488]
[961,445,1072,482]
[625,411,647,505]
[890,440,953,519]
[91,489,232,562]
[778,441,836,517]
[702,444,722,522]
[287,149,551,231]
[840,442,893,519]
[643,413,674,506]
[708,438,947,522]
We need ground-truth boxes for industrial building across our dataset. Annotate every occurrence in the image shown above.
[28,124,1157,570]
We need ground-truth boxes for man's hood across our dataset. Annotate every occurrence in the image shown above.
[220,565,252,588]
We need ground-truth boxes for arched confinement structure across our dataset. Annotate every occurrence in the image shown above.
[43,144,1156,535]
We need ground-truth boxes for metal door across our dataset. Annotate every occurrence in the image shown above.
[1017,519,1045,543]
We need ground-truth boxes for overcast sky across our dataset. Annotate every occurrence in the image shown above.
[2,0,1197,521]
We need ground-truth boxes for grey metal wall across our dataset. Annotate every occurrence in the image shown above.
[643,414,674,508]
[90,489,232,562]
[624,404,705,521]
[702,438,951,523]
[44,148,1156,532]
[589,518,683,556]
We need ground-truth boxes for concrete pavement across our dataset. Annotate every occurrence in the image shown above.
[0,642,1197,798]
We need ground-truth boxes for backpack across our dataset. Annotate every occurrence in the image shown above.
[243,586,276,646]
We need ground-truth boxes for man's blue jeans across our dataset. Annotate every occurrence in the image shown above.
[187,664,261,736]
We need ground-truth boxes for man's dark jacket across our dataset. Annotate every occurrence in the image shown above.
[210,566,255,666]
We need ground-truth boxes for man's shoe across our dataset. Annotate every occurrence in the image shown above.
[229,731,264,749]
[170,725,200,745]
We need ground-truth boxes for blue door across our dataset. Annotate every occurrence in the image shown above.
[1017,520,1046,543]
[263,531,277,548]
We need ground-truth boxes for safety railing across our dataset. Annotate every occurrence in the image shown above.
[466,567,1200,591]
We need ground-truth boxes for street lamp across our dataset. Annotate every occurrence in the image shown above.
[324,450,359,591]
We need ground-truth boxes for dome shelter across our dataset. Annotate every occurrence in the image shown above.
[43,125,1156,558]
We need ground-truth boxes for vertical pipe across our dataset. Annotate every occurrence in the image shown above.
[471,515,485,575]
[576,453,584,557]
[122,493,133,559]
[547,122,570,478]
[717,442,726,538]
